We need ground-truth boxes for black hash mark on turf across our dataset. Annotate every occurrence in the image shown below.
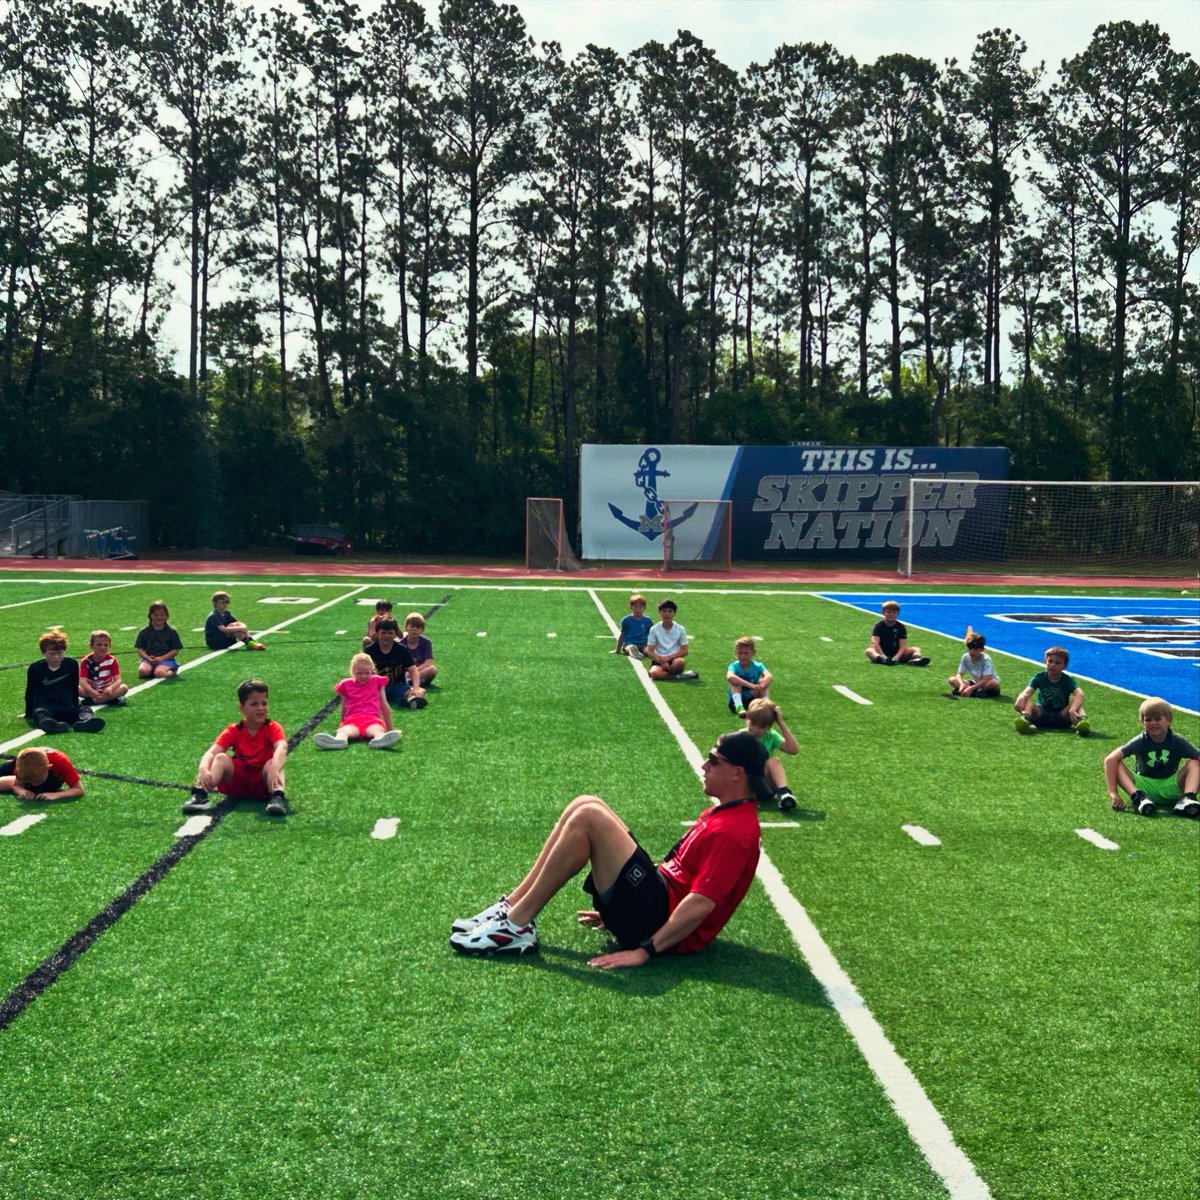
[79,769,192,792]
[0,799,236,1033]
[0,703,339,1035]
[424,593,453,621]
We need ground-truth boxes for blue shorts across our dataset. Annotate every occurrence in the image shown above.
[143,658,179,673]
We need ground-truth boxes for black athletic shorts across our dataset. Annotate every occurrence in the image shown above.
[582,842,670,950]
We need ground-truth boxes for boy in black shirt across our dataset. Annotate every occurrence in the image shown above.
[864,601,929,666]
[24,628,104,733]
[1104,697,1199,817]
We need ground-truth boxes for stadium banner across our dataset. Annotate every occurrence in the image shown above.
[580,444,1009,561]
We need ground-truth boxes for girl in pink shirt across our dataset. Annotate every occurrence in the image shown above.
[313,653,401,750]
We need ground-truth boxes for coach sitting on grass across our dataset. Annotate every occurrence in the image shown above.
[450,730,770,968]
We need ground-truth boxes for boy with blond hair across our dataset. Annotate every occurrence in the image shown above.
[401,611,437,687]
[726,636,772,715]
[1104,697,1199,817]
[745,699,798,812]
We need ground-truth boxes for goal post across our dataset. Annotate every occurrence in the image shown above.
[898,479,1200,578]
[662,499,732,572]
[525,497,581,571]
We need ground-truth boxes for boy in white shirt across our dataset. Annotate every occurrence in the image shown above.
[646,599,698,681]
[947,633,1000,697]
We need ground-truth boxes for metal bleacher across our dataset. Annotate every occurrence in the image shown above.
[0,493,147,559]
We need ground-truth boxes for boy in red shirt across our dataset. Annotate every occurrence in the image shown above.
[0,747,85,801]
[184,679,289,816]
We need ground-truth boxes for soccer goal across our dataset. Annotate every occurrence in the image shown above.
[897,479,1200,578]
[525,497,582,571]
[662,499,732,572]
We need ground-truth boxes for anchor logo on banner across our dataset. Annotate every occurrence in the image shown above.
[607,447,698,541]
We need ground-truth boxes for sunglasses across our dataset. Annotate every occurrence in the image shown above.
[706,750,732,767]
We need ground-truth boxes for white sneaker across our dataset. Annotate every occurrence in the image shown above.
[451,896,509,935]
[679,669,699,681]
[313,732,349,750]
[369,730,402,749]
[450,915,538,957]
[1173,796,1200,819]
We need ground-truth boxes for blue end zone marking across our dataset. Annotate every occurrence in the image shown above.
[819,592,1200,715]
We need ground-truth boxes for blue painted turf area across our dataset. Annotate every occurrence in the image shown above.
[819,592,1200,714]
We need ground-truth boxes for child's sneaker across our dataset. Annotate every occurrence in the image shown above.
[679,669,699,681]
[368,730,402,749]
[626,645,645,659]
[246,641,267,651]
[449,915,538,957]
[1172,795,1200,819]
[37,717,69,734]
[451,896,509,935]
[313,732,349,750]
[182,787,215,815]
[776,789,797,813]
[908,656,931,666]
[1014,716,1036,734]
[1133,792,1156,817]
[73,708,105,733]
[1074,719,1091,737]
[265,790,287,816]
[114,695,127,706]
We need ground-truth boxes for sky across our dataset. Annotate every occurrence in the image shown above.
[492,0,1198,72]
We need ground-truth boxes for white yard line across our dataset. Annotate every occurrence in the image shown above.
[371,818,400,840]
[0,581,137,613]
[902,825,942,847]
[0,812,47,836]
[587,587,991,1200]
[1075,828,1119,851]
[0,584,373,756]
[833,684,872,706]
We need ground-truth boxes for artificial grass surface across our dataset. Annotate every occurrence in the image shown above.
[1,574,1196,1199]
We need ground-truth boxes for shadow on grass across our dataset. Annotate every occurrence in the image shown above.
[526,939,830,1008]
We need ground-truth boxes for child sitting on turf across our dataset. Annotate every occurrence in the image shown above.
[205,590,266,651]
[314,653,402,750]
[1014,646,1089,736]
[865,600,929,666]
[0,746,86,801]
[646,599,698,681]
[184,678,288,815]
[400,612,438,687]
[1104,697,1199,817]
[24,628,104,733]
[745,699,798,812]
[367,617,424,708]
[947,633,1000,697]
[78,630,129,709]
[614,593,652,657]
[363,599,394,648]
[135,600,183,679]
[726,636,772,715]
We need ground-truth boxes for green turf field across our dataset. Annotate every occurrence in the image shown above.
[0,572,1196,1200]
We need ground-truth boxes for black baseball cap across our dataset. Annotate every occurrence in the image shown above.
[715,730,772,801]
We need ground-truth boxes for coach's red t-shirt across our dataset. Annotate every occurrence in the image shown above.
[216,720,286,770]
[659,799,761,954]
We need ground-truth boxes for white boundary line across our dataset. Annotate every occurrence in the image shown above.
[371,818,400,840]
[175,815,213,838]
[833,684,872,706]
[586,587,991,1200]
[0,584,372,756]
[0,581,138,612]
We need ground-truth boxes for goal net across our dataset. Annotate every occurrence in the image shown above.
[525,497,581,571]
[662,499,732,572]
[898,479,1200,578]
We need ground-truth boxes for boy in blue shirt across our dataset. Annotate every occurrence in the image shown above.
[1013,646,1089,736]
[204,591,265,651]
[726,636,772,716]
[614,594,652,658]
